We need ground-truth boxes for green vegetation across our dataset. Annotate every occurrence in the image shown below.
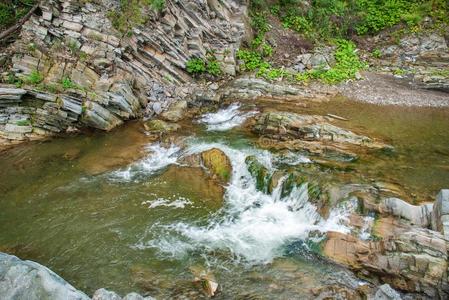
[16,119,31,126]
[107,0,166,33]
[26,70,43,85]
[238,39,365,83]
[253,0,448,41]
[0,0,36,30]
[61,77,76,89]
[186,55,222,77]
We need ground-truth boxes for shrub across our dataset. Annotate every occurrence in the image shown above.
[27,70,43,85]
[186,56,222,77]
[61,77,75,89]
[0,0,36,30]
[186,58,206,74]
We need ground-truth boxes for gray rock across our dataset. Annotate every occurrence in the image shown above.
[382,197,433,227]
[92,288,121,300]
[0,252,89,300]
[373,284,402,300]
[432,189,449,239]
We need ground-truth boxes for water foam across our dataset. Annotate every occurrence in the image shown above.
[142,197,192,209]
[110,143,181,181]
[145,142,354,263]
[198,103,257,131]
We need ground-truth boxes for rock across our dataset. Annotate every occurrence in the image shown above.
[1,0,250,148]
[245,156,271,193]
[92,288,121,300]
[201,148,232,183]
[323,228,449,297]
[144,119,180,133]
[432,189,449,239]
[160,100,188,122]
[252,112,389,157]
[381,197,433,227]
[373,284,402,300]
[0,252,89,300]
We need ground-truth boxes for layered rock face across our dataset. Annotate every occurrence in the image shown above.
[0,0,249,144]
[324,189,449,298]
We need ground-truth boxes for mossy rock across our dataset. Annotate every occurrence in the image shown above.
[245,155,271,193]
[144,119,180,133]
[201,148,232,183]
[280,171,323,202]
[268,170,285,194]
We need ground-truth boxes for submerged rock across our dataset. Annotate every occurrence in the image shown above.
[144,119,180,133]
[92,289,154,300]
[201,148,232,184]
[0,252,89,300]
[160,100,188,122]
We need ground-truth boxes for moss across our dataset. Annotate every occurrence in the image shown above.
[245,156,271,193]
[201,148,232,183]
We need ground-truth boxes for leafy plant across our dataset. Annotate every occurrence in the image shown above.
[61,77,75,89]
[26,70,43,85]
[0,0,36,30]
[206,60,221,76]
[186,56,222,77]
[372,48,382,58]
[186,58,206,74]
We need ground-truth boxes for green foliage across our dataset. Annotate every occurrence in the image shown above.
[206,60,222,76]
[251,0,448,42]
[0,0,36,30]
[108,0,165,33]
[251,12,270,35]
[372,48,382,58]
[310,39,366,83]
[238,38,365,84]
[186,55,222,77]
[16,119,31,126]
[186,58,206,74]
[236,50,270,71]
[6,73,23,87]
[61,77,76,89]
[26,70,43,85]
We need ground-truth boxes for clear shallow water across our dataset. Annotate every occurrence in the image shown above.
[0,98,449,298]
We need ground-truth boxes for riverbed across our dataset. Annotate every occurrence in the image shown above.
[0,97,448,298]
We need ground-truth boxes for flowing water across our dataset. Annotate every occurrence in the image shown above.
[0,97,449,298]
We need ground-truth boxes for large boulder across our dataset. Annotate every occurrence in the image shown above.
[0,252,89,300]
[200,148,232,184]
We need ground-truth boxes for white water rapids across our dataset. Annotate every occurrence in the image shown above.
[122,140,355,264]
[198,103,257,131]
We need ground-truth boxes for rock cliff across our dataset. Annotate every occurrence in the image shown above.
[0,0,249,145]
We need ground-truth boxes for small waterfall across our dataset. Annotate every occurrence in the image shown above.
[109,143,181,181]
[198,103,257,131]
[139,141,355,263]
